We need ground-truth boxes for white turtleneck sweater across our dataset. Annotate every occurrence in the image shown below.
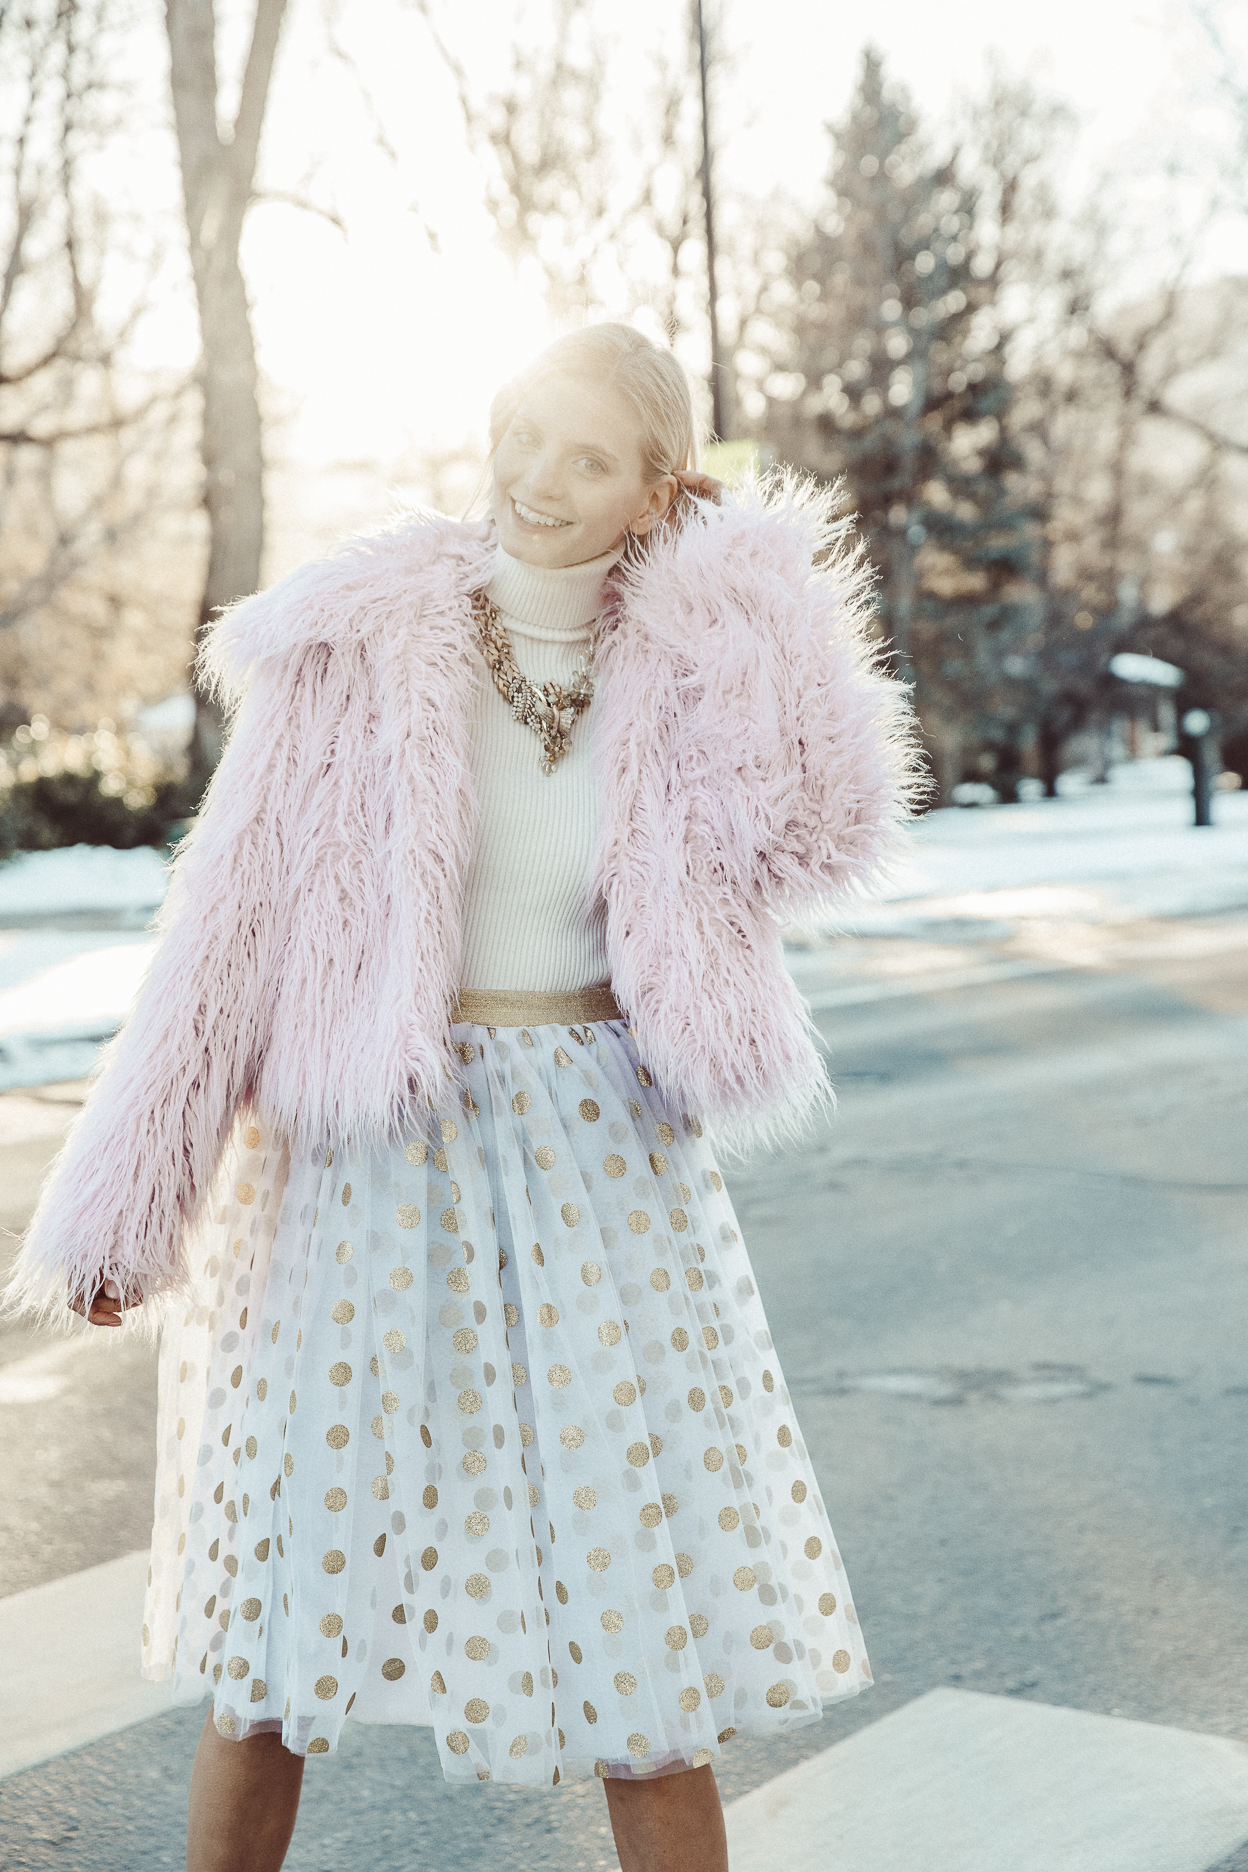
[458,542,621,993]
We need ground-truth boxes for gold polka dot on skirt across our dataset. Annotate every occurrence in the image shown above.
[142,1017,870,1783]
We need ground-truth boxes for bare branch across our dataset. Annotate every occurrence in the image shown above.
[1138,393,1248,456]
[324,12,403,166]
[322,11,439,246]
[0,382,178,448]
[250,187,347,235]
[0,2,198,655]
[413,0,616,323]
[1194,0,1248,179]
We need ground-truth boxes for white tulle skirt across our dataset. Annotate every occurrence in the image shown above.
[142,1013,870,1786]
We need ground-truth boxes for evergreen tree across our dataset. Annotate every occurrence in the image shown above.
[754,50,1042,800]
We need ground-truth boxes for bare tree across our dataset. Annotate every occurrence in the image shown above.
[628,1,738,398]
[1000,187,1248,786]
[165,0,288,786]
[1195,0,1248,206]
[0,0,194,722]
[414,0,617,327]
[624,27,704,346]
[414,0,735,430]
[693,0,727,436]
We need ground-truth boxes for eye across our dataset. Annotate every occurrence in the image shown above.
[511,426,538,447]
[575,456,606,475]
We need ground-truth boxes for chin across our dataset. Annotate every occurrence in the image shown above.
[505,532,576,567]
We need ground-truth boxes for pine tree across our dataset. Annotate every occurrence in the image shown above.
[754,50,1042,800]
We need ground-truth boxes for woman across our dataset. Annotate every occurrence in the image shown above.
[12,323,915,1872]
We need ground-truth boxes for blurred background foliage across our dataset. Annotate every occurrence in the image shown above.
[1,0,1246,849]
[0,719,196,863]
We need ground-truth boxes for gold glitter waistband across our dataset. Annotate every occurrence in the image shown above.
[450,986,624,1028]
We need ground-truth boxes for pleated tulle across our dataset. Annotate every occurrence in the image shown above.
[143,1016,870,1785]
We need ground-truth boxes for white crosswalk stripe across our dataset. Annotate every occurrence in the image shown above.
[725,1687,1248,1872]
[0,1550,170,1780]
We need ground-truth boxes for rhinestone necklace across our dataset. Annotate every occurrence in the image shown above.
[472,592,596,775]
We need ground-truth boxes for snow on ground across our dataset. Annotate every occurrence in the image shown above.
[0,846,168,1089]
[0,760,1242,1091]
[836,758,1248,936]
[0,934,156,1090]
[0,844,168,924]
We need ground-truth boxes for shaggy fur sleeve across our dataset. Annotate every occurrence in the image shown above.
[750,490,922,914]
[619,475,922,919]
[5,647,313,1321]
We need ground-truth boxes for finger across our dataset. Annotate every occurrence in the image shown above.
[69,1266,105,1318]
[676,472,724,504]
[74,1267,131,1327]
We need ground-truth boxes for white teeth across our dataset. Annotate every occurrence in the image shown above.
[513,499,570,528]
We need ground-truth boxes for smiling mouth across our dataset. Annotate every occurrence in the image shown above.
[512,497,572,529]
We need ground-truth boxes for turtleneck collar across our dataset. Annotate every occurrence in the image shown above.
[485,542,623,641]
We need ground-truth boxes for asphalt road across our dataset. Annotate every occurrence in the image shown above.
[2,919,1246,1869]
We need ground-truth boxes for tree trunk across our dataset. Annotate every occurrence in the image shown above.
[166,0,288,793]
[887,351,928,680]
[919,710,960,809]
[888,531,917,676]
[695,0,729,440]
[189,245,265,775]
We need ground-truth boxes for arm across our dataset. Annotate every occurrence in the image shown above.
[644,474,921,917]
[749,508,922,918]
[5,650,312,1323]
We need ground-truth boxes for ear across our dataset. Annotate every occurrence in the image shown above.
[630,473,679,536]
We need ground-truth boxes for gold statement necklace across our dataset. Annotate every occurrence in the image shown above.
[472,592,596,776]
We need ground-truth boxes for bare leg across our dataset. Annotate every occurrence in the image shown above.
[603,1764,729,1872]
[187,1712,306,1872]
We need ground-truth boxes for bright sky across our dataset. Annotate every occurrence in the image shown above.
[125,0,1241,561]
[727,0,1204,189]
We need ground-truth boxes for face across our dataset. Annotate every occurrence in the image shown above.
[492,373,678,568]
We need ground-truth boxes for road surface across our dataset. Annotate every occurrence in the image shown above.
[1,900,1246,1870]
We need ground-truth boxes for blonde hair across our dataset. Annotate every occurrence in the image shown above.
[488,322,700,484]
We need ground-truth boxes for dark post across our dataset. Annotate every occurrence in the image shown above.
[696,0,724,441]
[1193,741,1213,828]
[1181,708,1214,827]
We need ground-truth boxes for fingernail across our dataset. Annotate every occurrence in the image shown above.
[104,1280,119,1299]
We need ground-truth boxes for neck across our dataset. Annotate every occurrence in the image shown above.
[486,542,622,641]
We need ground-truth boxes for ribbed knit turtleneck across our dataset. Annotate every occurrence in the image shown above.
[484,542,619,639]
[458,542,622,993]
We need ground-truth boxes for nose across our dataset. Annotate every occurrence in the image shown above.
[521,447,566,504]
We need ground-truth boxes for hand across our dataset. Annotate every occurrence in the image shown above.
[70,1269,142,1329]
[673,469,726,506]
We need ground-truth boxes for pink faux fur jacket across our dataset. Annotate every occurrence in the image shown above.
[12,477,916,1312]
